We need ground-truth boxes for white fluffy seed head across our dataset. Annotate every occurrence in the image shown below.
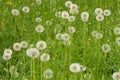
[116,37,120,45]
[11,9,20,16]
[70,4,78,11]
[36,0,42,5]
[68,16,76,22]
[46,20,52,26]
[114,27,120,35]
[62,33,70,41]
[112,72,120,80]
[21,41,28,48]
[35,25,44,33]
[3,54,11,60]
[65,1,72,7]
[13,43,22,51]
[54,24,62,33]
[96,33,103,39]
[35,17,42,22]
[96,15,104,21]
[36,41,47,50]
[84,73,92,80]
[68,26,76,34]
[55,11,62,18]
[40,53,50,62]
[43,69,53,79]
[22,6,30,13]
[102,44,111,53]
[69,9,79,14]
[91,30,98,38]
[103,9,111,16]
[81,12,89,19]
[95,8,103,15]
[4,49,12,55]
[69,63,80,73]
[56,33,62,40]
[26,48,40,58]
[61,11,69,19]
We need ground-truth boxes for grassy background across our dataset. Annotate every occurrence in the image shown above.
[0,0,120,80]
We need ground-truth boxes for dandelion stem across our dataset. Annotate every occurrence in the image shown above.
[33,59,35,80]
[41,62,42,80]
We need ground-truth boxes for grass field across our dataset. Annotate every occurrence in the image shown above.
[0,0,120,80]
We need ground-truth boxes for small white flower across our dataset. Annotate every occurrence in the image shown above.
[22,6,30,13]
[11,9,20,16]
[68,16,75,22]
[35,17,42,22]
[26,48,40,58]
[112,72,120,80]
[13,43,22,51]
[61,11,69,19]
[103,9,111,16]
[4,49,12,55]
[56,33,62,40]
[68,26,76,34]
[3,54,11,60]
[65,1,72,7]
[62,33,70,41]
[95,8,103,15]
[40,53,50,62]
[43,69,53,79]
[96,15,104,21]
[36,41,47,50]
[70,63,80,73]
[114,27,120,35]
[21,41,28,48]
[35,25,44,33]
[102,44,111,53]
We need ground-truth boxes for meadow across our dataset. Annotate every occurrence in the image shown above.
[0,0,120,80]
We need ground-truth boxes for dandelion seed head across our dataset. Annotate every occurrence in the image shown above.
[35,17,42,22]
[96,14,104,21]
[11,9,20,16]
[70,4,78,11]
[21,41,28,48]
[63,40,71,46]
[114,27,120,35]
[40,53,50,62]
[35,25,44,33]
[65,1,72,8]
[62,33,70,41]
[22,6,30,13]
[46,20,52,26]
[3,54,11,60]
[68,16,75,22]
[13,43,22,51]
[43,69,53,79]
[61,11,69,19]
[56,33,62,40]
[55,11,62,18]
[112,72,120,80]
[102,44,111,53]
[36,41,47,50]
[4,49,12,55]
[95,8,103,15]
[81,12,89,19]
[103,9,111,16]
[70,63,80,73]
[68,26,76,34]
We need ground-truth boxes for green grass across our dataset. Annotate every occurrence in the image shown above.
[0,0,120,80]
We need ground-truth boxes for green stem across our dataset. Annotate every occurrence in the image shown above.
[33,59,35,80]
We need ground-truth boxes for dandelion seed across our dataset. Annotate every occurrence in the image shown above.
[40,53,50,62]
[35,25,44,33]
[70,63,80,73]
[35,17,42,22]
[56,33,62,40]
[4,49,12,55]
[102,44,111,53]
[36,41,47,50]
[46,20,52,26]
[26,48,40,58]
[11,9,20,16]
[112,72,120,80]
[68,26,76,34]
[68,16,75,22]
[114,27,120,35]
[96,14,104,21]
[13,43,21,51]
[81,12,89,19]
[3,54,11,60]
[103,9,111,16]
[95,8,103,15]
[61,11,69,19]
[96,33,103,39]
[65,1,72,7]
[22,6,30,13]
[43,69,53,79]
[62,33,70,41]
[21,41,28,48]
